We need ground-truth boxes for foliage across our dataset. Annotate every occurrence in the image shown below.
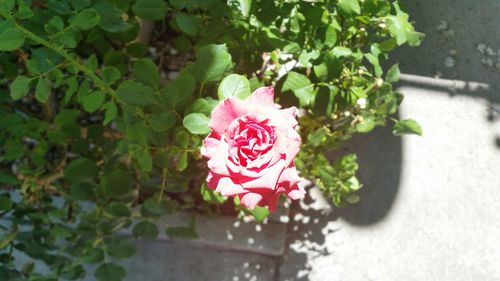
[0,0,422,279]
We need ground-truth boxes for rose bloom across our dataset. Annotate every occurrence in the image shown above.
[201,86,305,211]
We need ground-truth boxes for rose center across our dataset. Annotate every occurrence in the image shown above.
[226,115,276,166]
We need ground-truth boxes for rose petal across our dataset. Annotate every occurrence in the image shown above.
[215,177,247,196]
[240,160,286,189]
[201,134,220,158]
[240,192,263,209]
[246,86,275,107]
[209,97,249,135]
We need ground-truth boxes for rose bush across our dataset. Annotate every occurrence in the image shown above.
[202,87,305,211]
[0,0,423,280]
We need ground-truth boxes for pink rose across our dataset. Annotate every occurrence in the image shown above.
[201,86,306,211]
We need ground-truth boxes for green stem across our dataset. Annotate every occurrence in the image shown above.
[15,24,117,99]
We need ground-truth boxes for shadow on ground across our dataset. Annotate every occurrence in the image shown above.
[279,75,500,280]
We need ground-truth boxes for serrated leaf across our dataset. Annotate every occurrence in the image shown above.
[106,202,131,217]
[191,44,232,83]
[132,58,160,88]
[132,0,167,20]
[175,13,199,36]
[332,46,352,57]
[64,158,98,182]
[35,78,51,103]
[161,72,195,107]
[338,0,361,15]
[102,102,118,125]
[132,220,159,239]
[200,183,226,204]
[100,66,120,84]
[106,242,136,259]
[249,206,269,222]
[117,80,155,106]
[0,228,17,250]
[385,64,400,83]
[151,111,177,132]
[0,0,15,14]
[282,71,316,107]
[94,263,126,281]
[393,119,422,136]
[142,198,172,216]
[71,8,101,30]
[93,1,130,32]
[217,74,251,100]
[10,76,31,100]
[101,169,132,198]
[70,182,96,201]
[0,197,12,211]
[183,113,210,135]
[176,151,188,171]
[82,91,106,112]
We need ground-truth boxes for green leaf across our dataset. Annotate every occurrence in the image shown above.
[161,72,196,107]
[393,119,422,136]
[338,0,361,15]
[132,0,167,20]
[191,44,232,83]
[176,151,188,171]
[175,13,199,36]
[0,0,15,14]
[186,97,218,116]
[70,182,96,201]
[82,91,106,113]
[10,76,31,100]
[101,169,132,197]
[44,16,64,34]
[100,66,121,85]
[151,111,177,132]
[132,58,160,88]
[142,198,172,216]
[217,74,251,100]
[200,183,226,204]
[117,80,155,106]
[35,78,51,103]
[70,8,101,30]
[282,71,316,107]
[385,3,424,46]
[93,1,130,33]
[17,0,33,19]
[130,146,152,172]
[307,128,327,147]
[106,242,136,259]
[0,172,18,184]
[385,64,400,83]
[133,220,159,239]
[249,206,269,222]
[64,158,99,182]
[324,24,337,48]
[106,202,131,217]
[126,42,148,58]
[332,46,352,57]
[94,263,126,281]
[70,0,90,10]
[356,115,376,133]
[55,109,80,127]
[0,21,24,51]
[165,217,198,239]
[102,102,118,125]
[231,0,252,17]
[183,113,211,135]
[0,197,12,211]
[0,228,17,250]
